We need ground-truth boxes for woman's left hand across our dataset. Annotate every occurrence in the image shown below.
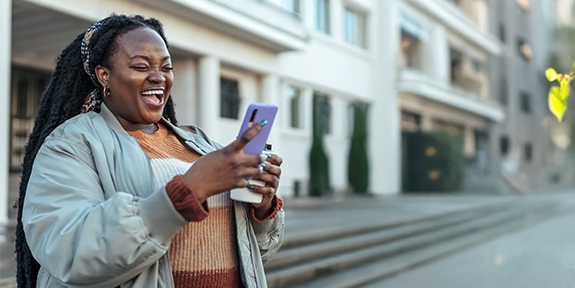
[250,153,283,219]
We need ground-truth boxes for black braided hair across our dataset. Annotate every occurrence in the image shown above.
[15,14,177,288]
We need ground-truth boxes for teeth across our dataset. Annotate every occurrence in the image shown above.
[141,90,164,96]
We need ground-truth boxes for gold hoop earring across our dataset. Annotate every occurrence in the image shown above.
[103,86,110,98]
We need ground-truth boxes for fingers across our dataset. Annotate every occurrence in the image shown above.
[252,173,279,189]
[230,119,268,152]
[247,184,276,198]
[251,163,281,189]
[260,153,283,166]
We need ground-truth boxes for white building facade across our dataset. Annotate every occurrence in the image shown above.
[1,0,403,224]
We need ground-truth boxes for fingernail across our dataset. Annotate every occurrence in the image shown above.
[247,184,255,189]
[260,163,266,169]
[265,153,272,159]
[259,119,268,127]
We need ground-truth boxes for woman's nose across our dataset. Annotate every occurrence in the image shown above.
[148,69,166,83]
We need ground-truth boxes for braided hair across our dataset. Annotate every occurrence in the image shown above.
[15,14,177,287]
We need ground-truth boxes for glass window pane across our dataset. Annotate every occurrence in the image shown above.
[281,0,299,13]
[316,0,330,33]
[287,86,301,128]
[344,8,366,48]
[314,94,331,134]
[220,77,241,119]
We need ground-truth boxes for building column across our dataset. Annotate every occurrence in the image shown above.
[428,25,449,85]
[420,113,434,132]
[370,0,400,194]
[464,126,476,157]
[0,0,12,224]
[172,59,197,125]
[261,74,280,151]
[331,0,344,42]
[197,56,220,135]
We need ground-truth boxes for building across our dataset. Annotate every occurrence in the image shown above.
[489,0,571,192]
[0,0,402,224]
[398,0,504,191]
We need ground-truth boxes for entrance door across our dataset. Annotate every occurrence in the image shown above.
[10,66,50,171]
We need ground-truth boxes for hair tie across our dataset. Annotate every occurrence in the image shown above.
[81,20,105,86]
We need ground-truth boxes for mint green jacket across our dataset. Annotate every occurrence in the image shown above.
[22,104,284,288]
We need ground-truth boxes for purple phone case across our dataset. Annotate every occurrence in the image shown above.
[238,103,278,155]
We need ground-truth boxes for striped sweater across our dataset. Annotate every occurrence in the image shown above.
[127,123,241,287]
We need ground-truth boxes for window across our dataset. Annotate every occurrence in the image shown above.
[281,0,300,14]
[11,67,50,171]
[316,0,330,34]
[400,30,424,70]
[314,93,332,134]
[220,77,241,119]
[516,0,530,11]
[517,38,532,61]
[500,136,510,155]
[520,91,531,113]
[524,143,533,162]
[499,77,508,105]
[344,8,367,48]
[286,85,302,128]
[498,23,506,43]
[401,111,421,132]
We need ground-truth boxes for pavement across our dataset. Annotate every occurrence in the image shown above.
[1,191,575,287]
[366,205,575,288]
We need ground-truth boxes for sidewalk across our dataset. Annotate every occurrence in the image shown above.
[1,191,574,287]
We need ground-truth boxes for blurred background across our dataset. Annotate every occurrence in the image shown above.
[3,0,575,286]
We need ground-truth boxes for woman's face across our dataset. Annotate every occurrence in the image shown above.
[96,26,173,132]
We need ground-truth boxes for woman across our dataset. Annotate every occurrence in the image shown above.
[15,15,284,288]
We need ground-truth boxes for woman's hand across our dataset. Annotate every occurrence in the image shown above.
[182,121,267,203]
[250,153,283,219]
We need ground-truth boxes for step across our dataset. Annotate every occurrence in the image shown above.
[280,202,512,249]
[265,203,511,272]
[266,202,555,288]
[296,202,562,288]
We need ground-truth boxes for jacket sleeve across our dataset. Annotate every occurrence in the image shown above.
[251,209,285,264]
[22,139,188,287]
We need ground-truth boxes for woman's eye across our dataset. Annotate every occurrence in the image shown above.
[163,66,174,71]
[133,66,148,70]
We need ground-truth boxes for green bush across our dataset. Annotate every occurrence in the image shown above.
[309,96,331,196]
[347,102,370,193]
[430,131,465,191]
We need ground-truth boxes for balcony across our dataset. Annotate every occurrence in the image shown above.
[135,0,309,52]
[405,0,500,55]
[445,0,489,33]
[398,69,503,122]
[450,51,489,100]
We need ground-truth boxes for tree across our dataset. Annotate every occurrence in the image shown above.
[347,102,370,193]
[309,95,331,196]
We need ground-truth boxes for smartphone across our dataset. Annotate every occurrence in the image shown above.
[238,103,278,155]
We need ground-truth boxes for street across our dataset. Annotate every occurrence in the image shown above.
[367,204,575,288]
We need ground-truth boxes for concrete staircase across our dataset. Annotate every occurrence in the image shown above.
[265,201,561,288]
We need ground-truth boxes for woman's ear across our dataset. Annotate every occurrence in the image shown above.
[95,65,110,88]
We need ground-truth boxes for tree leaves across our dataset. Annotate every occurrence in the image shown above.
[549,86,566,122]
[546,68,558,81]
[546,64,574,122]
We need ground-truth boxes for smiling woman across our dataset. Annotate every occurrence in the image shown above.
[15,15,284,288]
[95,26,174,133]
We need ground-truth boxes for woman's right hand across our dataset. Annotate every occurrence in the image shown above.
[181,121,266,203]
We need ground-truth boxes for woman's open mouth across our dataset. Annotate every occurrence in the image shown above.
[141,89,165,107]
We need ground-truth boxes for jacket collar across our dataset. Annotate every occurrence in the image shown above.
[99,103,206,154]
